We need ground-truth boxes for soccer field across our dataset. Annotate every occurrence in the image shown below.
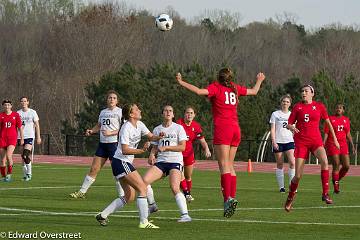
[0,164,359,240]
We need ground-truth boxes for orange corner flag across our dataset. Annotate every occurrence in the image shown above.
[247,159,253,173]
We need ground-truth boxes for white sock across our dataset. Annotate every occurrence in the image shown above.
[275,168,285,189]
[101,196,126,218]
[288,168,295,184]
[137,196,149,224]
[175,192,188,216]
[147,185,156,205]
[79,175,95,193]
[114,178,124,197]
[22,164,27,177]
[26,162,32,175]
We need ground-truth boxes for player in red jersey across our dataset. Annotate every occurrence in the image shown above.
[284,85,340,212]
[0,100,24,182]
[323,104,355,194]
[177,106,211,202]
[176,68,265,218]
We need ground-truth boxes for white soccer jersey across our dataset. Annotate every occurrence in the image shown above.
[152,122,187,165]
[98,107,122,143]
[17,108,39,139]
[269,110,294,144]
[113,121,150,163]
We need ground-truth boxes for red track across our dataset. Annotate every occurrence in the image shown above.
[12,154,360,176]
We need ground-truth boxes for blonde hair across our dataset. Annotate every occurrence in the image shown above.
[280,94,292,104]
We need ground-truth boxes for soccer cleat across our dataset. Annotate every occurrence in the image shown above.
[25,174,32,182]
[333,180,340,194]
[69,191,86,199]
[139,220,160,228]
[279,187,286,193]
[322,194,333,204]
[95,213,108,226]
[148,203,159,214]
[224,197,238,218]
[4,175,12,182]
[177,214,192,223]
[284,194,296,212]
[185,194,195,203]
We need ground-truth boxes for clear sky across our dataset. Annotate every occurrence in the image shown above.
[109,0,360,29]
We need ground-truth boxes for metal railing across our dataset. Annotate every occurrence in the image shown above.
[45,132,360,165]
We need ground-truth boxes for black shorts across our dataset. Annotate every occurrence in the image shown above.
[95,142,117,159]
[111,158,136,179]
[273,142,295,153]
[17,138,34,146]
[154,162,183,176]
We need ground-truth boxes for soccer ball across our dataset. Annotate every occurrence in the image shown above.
[155,14,173,31]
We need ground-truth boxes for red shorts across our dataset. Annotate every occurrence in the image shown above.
[294,141,323,159]
[183,154,195,166]
[0,137,17,148]
[213,124,241,146]
[325,142,349,156]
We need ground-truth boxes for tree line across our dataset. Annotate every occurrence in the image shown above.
[0,0,359,153]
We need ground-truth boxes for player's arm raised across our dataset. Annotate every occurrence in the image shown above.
[246,72,266,96]
[176,73,209,96]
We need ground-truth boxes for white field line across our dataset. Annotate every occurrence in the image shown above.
[0,207,360,226]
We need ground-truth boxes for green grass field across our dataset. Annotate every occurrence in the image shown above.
[0,164,359,240]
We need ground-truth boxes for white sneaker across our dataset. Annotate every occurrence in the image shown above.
[177,214,192,223]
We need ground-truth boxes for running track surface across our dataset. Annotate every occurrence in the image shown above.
[12,154,360,176]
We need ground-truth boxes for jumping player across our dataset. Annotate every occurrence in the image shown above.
[177,106,211,202]
[17,97,41,181]
[324,104,355,193]
[269,94,295,193]
[96,103,161,228]
[0,100,24,182]
[284,85,340,212]
[142,105,192,223]
[70,90,123,199]
[176,68,266,218]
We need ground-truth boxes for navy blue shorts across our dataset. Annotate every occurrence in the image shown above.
[111,158,136,179]
[154,162,183,176]
[17,138,34,146]
[95,142,118,159]
[273,142,295,153]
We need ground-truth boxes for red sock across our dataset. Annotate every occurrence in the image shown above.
[186,180,192,192]
[332,171,339,183]
[289,179,299,198]
[0,166,5,177]
[221,173,231,202]
[180,179,188,192]
[7,165,13,174]
[230,175,237,198]
[339,167,348,181]
[321,170,329,195]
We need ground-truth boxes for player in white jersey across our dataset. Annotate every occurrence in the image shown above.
[17,97,41,181]
[142,105,192,223]
[269,94,295,193]
[96,103,162,228]
[70,90,124,199]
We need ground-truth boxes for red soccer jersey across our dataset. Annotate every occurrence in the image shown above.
[206,81,247,126]
[0,111,22,139]
[288,101,329,143]
[324,115,350,144]
[177,118,204,157]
